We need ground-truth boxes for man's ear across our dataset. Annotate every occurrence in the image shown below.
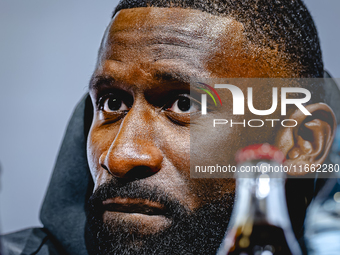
[275,103,336,175]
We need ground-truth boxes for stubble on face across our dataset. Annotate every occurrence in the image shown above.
[85,178,235,255]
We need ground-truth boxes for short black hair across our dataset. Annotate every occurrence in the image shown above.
[112,0,323,78]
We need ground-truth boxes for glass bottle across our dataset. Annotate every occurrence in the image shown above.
[217,144,302,255]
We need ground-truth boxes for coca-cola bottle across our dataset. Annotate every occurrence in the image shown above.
[217,144,302,255]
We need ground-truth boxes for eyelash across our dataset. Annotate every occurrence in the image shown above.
[97,92,132,111]
[163,94,200,111]
[95,92,201,115]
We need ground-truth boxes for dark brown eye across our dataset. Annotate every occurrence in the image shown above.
[167,95,199,113]
[107,97,122,111]
[102,95,129,112]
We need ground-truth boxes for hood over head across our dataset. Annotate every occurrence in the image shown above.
[40,94,93,255]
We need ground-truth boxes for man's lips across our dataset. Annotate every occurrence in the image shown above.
[102,197,167,216]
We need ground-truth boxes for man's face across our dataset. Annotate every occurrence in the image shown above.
[86,7,297,254]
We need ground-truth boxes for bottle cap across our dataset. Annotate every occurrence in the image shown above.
[235,143,285,163]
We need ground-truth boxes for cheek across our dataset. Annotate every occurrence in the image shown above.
[157,123,236,207]
[190,114,240,177]
[86,129,102,183]
[86,123,118,183]
[159,125,191,178]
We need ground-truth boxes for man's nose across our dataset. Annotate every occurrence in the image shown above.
[99,110,163,180]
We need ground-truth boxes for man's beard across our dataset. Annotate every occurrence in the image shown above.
[85,179,235,255]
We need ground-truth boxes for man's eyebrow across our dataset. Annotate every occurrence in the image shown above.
[89,71,195,92]
[89,75,116,91]
[153,70,210,95]
[154,70,191,83]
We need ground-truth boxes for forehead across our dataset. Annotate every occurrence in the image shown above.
[94,7,298,85]
[106,7,241,43]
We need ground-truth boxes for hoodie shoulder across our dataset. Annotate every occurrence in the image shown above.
[1,228,63,255]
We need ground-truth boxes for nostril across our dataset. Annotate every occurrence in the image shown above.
[125,166,157,180]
